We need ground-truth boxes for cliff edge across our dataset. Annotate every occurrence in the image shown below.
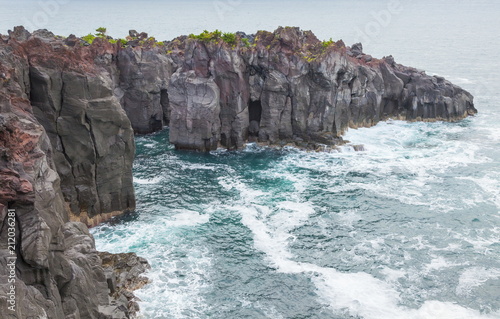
[0,27,145,319]
[0,26,476,318]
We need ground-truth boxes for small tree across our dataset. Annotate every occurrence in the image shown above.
[96,27,107,38]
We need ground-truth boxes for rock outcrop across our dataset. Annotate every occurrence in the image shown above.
[116,46,174,134]
[5,26,475,153]
[63,26,473,151]
[164,27,476,150]
[0,27,146,319]
[0,25,476,319]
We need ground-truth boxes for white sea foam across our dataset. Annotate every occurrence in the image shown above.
[424,256,462,271]
[180,162,228,171]
[380,266,406,282]
[163,209,210,227]
[133,176,163,184]
[456,267,500,296]
[223,173,499,319]
[92,211,213,319]
[458,174,500,211]
[135,246,212,319]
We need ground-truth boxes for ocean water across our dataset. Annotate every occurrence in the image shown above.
[2,0,500,318]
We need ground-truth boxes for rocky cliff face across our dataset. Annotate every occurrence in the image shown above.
[0,25,476,319]
[164,27,476,150]
[68,27,472,151]
[10,27,474,153]
[0,27,146,319]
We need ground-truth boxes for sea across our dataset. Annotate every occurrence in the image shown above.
[1,1,499,318]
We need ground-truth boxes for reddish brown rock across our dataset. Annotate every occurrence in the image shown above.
[0,26,145,319]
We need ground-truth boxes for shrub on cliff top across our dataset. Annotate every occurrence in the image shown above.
[222,32,237,45]
[241,38,251,47]
[82,33,96,44]
[81,27,108,45]
[322,38,335,48]
[189,30,222,42]
[188,30,239,46]
[96,27,107,37]
[109,38,128,45]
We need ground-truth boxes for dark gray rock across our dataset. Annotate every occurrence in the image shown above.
[64,34,79,47]
[116,47,174,134]
[128,30,138,38]
[169,71,221,151]
[0,30,146,319]
[351,42,363,57]
[163,27,475,150]
[8,26,31,41]
[32,29,55,41]
[29,65,136,225]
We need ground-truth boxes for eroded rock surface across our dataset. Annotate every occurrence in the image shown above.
[165,27,476,150]
[0,25,476,319]
[0,27,147,319]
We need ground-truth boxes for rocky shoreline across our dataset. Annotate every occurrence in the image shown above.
[0,26,475,318]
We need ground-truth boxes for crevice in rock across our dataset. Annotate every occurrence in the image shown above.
[248,100,262,138]
[160,89,170,125]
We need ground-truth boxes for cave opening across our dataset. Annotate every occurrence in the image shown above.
[248,100,262,137]
[160,89,170,125]
[249,100,262,123]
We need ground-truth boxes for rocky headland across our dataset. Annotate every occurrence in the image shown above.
[0,26,475,318]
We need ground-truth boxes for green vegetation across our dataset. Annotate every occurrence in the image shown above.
[81,27,107,44]
[322,38,335,48]
[81,27,132,46]
[95,27,107,37]
[82,33,96,44]
[222,32,236,45]
[241,38,250,47]
[108,38,128,45]
[188,30,241,47]
[188,30,222,42]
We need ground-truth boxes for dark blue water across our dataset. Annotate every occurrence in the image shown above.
[2,1,499,318]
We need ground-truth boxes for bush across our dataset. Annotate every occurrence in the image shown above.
[189,30,237,46]
[82,33,96,44]
[189,30,221,42]
[241,38,250,47]
[95,27,107,38]
[322,38,335,48]
[222,32,236,45]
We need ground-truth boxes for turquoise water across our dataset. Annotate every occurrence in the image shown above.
[2,0,499,318]
[86,1,499,318]
[91,113,500,318]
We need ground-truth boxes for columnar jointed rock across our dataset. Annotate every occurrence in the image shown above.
[7,26,475,152]
[1,27,147,319]
[0,24,477,319]
[116,47,174,134]
[18,33,136,226]
[165,27,476,150]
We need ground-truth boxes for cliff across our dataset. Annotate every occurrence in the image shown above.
[0,27,146,319]
[5,26,475,154]
[165,27,475,150]
[0,26,475,318]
